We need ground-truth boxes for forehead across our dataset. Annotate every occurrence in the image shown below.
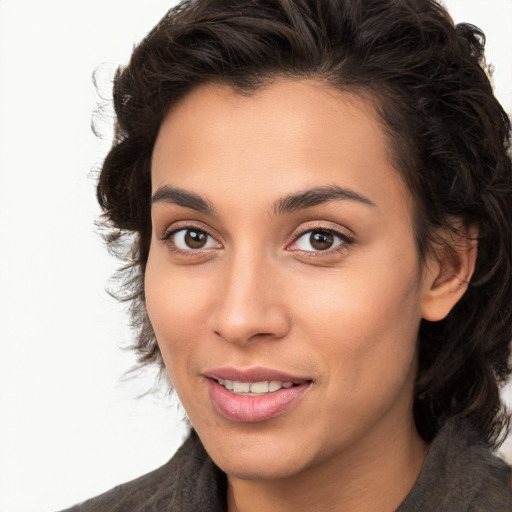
[154,80,384,164]
[151,79,413,218]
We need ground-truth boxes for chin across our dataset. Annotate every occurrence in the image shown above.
[216,452,311,481]
[197,425,319,481]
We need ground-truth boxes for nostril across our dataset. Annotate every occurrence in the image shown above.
[207,294,291,345]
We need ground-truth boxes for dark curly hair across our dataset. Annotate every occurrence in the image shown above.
[98,0,512,444]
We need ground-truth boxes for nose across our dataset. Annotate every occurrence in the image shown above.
[207,252,291,345]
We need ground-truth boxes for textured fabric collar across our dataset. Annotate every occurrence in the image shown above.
[62,419,511,511]
[395,418,512,511]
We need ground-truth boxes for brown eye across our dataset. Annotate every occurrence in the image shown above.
[165,228,221,251]
[184,229,207,248]
[291,228,349,253]
[309,231,334,250]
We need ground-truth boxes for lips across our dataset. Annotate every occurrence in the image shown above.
[204,367,312,423]
[205,366,311,382]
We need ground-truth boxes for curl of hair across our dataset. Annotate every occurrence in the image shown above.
[97,0,512,444]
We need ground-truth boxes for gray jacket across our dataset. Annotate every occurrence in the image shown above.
[60,419,512,511]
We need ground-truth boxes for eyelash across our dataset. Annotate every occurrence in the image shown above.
[290,226,354,259]
[160,224,220,259]
[160,224,354,259]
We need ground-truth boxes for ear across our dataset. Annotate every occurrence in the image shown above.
[421,224,478,322]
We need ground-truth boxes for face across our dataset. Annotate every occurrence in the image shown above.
[146,80,429,480]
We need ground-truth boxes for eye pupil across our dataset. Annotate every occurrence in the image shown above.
[310,231,334,250]
[185,230,207,248]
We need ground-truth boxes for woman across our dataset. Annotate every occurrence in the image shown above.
[62,0,512,510]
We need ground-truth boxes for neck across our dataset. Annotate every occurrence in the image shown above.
[227,417,428,512]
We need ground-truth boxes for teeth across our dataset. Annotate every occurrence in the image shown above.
[250,381,269,393]
[269,381,282,392]
[218,379,296,395]
[233,382,250,393]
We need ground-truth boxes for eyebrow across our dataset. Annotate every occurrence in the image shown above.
[272,185,376,216]
[151,184,375,216]
[151,186,217,215]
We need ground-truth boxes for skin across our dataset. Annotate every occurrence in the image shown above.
[145,80,476,512]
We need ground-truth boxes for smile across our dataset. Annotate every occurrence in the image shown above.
[204,368,312,423]
[217,379,295,395]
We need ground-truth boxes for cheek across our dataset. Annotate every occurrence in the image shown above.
[144,249,213,374]
[298,279,421,436]
[291,246,422,387]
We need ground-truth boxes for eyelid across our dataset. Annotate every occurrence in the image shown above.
[160,220,219,240]
[286,223,355,256]
[158,220,354,258]
[160,222,223,253]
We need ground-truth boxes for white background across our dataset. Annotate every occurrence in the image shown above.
[0,1,511,511]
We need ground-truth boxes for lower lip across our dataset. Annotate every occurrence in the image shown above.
[207,379,311,423]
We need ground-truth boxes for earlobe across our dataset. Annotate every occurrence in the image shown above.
[421,226,478,322]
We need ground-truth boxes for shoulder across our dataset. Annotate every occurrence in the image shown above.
[397,418,512,512]
[58,430,227,512]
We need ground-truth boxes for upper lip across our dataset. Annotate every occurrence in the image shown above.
[203,366,311,384]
